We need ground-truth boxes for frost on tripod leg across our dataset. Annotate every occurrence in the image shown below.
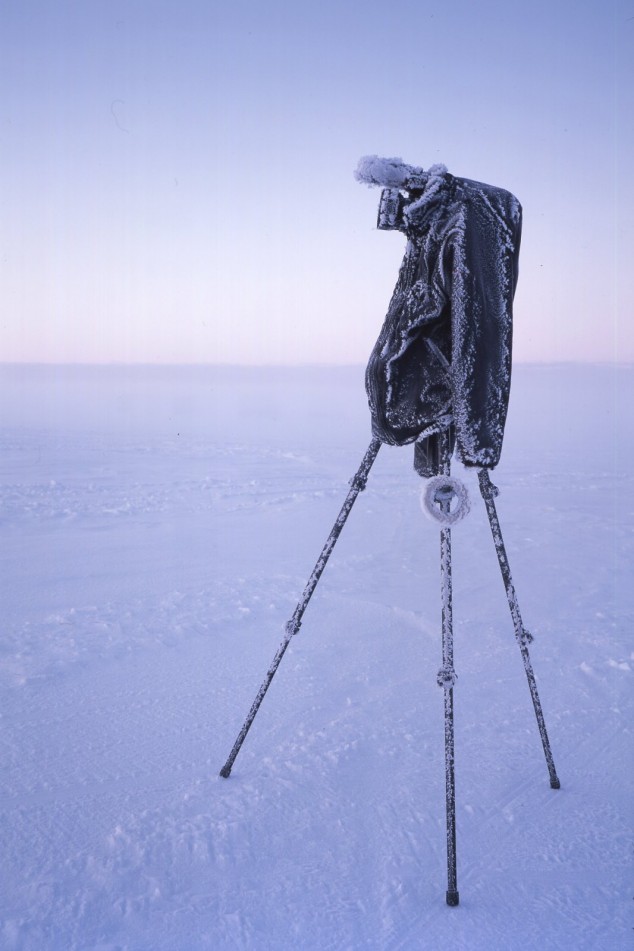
[477,468,561,791]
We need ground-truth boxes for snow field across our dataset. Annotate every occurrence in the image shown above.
[0,364,632,949]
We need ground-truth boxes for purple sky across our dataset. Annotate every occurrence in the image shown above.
[2,0,632,363]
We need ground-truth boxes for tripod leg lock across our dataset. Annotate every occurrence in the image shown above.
[285,618,302,637]
[349,472,369,491]
[519,627,534,646]
[437,665,458,689]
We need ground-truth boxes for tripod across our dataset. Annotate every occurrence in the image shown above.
[219,435,560,905]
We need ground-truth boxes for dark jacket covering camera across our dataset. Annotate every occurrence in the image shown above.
[356,158,522,470]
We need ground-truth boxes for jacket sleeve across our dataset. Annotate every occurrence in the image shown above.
[448,188,522,468]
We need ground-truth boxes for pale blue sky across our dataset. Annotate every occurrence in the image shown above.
[1,0,632,364]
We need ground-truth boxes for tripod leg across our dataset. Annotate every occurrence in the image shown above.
[219,438,382,779]
[477,470,560,790]
[437,431,459,906]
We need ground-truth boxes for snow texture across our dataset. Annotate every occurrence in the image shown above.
[0,363,632,950]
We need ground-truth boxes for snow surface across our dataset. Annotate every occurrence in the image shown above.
[1,363,632,950]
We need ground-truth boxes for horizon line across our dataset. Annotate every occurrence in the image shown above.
[1,359,632,369]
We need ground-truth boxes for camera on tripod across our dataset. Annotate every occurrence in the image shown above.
[220,156,560,909]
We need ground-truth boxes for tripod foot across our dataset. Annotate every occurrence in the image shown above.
[219,765,232,779]
[446,890,460,907]
[550,777,561,790]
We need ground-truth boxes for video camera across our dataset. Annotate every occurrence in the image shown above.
[376,187,408,231]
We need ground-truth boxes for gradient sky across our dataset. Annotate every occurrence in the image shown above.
[1,0,632,364]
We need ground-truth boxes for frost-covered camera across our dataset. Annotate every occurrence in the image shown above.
[377,187,408,231]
